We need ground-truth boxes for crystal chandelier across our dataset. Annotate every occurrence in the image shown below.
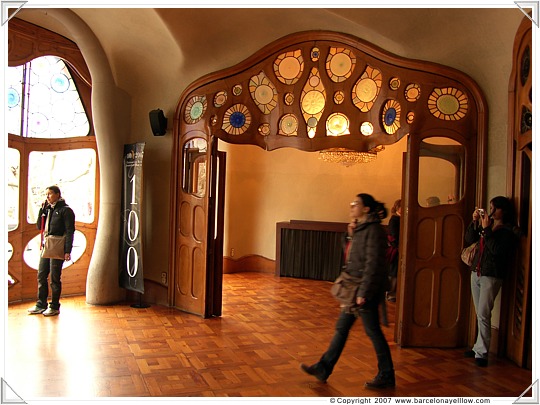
[319,146,385,166]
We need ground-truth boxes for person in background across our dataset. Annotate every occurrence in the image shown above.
[300,193,395,389]
[386,199,401,302]
[28,186,75,317]
[463,196,517,367]
[426,196,440,207]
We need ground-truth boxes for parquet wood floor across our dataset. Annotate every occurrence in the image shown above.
[5,272,532,400]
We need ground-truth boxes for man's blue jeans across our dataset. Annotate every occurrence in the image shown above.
[37,257,64,310]
[317,298,394,378]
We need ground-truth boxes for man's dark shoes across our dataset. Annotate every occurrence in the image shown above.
[365,372,395,389]
[475,358,488,367]
[464,350,475,358]
[300,363,327,383]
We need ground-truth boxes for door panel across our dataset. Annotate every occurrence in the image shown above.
[174,135,209,316]
[173,134,226,317]
[504,15,532,367]
[398,134,474,347]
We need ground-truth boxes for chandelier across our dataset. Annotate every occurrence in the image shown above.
[319,146,385,166]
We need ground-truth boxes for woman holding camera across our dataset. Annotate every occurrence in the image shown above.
[464,196,517,366]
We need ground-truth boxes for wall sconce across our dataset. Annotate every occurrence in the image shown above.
[149,109,167,136]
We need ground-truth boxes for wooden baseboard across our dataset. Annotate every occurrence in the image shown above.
[223,255,275,274]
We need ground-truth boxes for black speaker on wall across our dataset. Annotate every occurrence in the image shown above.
[149,109,168,136]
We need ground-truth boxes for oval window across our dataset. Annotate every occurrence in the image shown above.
[23,230,87,270]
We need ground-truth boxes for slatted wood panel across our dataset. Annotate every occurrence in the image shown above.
[6,273,531,398]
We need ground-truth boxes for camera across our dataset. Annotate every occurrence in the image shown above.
[477,209,485,216]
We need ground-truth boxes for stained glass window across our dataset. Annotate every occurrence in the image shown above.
[381,99,401,134]
[326,113,350,136]
[405,83,421,102]
[352,65,382,113]
[301,68,326,138]
[185,95,207,124]
[249,71,278,114]
[7,55,90,138]
[274,49,304,85]
[222,104,251,135]
[326,47,356,83]
[278,114,299,136]
[428,87,468,121]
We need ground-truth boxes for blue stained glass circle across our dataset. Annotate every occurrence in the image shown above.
[230,111,246,128]
[51,73,70,93]
[384,108,396,126]
[7,88,20,108]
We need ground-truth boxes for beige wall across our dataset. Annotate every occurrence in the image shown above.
[221,138,407,261]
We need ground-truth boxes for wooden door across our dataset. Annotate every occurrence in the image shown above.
[502,15,532,368]
[172,133,225,317]
[397,131,478,347]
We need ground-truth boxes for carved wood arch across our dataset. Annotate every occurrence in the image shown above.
[175,30,486,154]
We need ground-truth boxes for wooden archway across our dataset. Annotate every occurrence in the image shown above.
[170,31,487,348]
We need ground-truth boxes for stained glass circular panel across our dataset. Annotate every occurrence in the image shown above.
[405,83,421,102]
[184,95,207,125]
[214,91,227,108]
[360,121,374,136]
[51,73,70,93]
[381,99,401,134]
[326,113,350,136]
[302,90,325,115]
[222,104,251,135]
[279,114,298,136]
[428,87,468,120]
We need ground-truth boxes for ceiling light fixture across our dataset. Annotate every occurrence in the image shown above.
[318,145,385,166]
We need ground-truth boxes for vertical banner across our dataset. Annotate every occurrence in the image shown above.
[119,143,145,293]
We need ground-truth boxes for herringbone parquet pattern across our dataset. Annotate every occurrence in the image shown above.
[5,272,532,399]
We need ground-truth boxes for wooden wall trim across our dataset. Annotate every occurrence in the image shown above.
[223,255,275,274]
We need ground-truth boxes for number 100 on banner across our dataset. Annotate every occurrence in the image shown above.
[119,143,145,293]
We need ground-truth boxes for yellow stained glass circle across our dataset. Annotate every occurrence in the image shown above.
[437,95,459,114]
[355,79,378,102]
[334,91,345,104]
[405,83,421,102]
[233,84,242,96]
[255,85,274,104]
[326,48,355,83]
[352,66,382,113]
[302,90,325,115]
[389,77,401,91]
[407,111,414,124]
[274,50,304,85]
[428,87,468,120]
[279,114,298,136]
[326,113,350,136]
[214,91,227,108]
[284,92,294,106]
[258,123,270,136]
[360,121,374,136]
